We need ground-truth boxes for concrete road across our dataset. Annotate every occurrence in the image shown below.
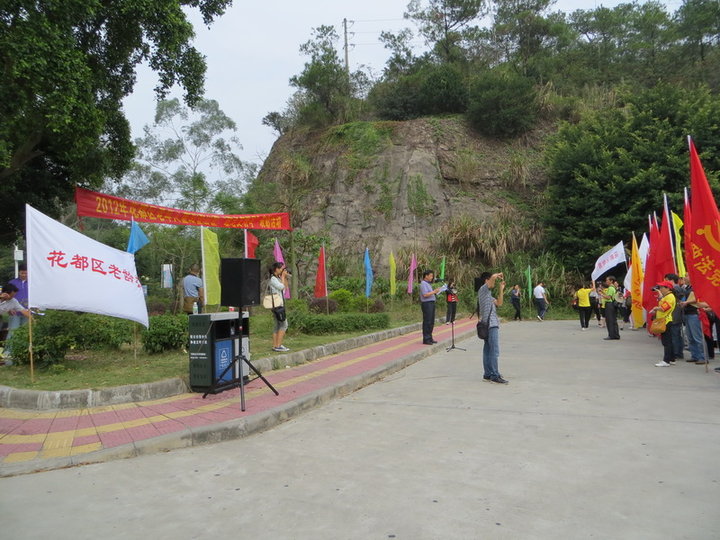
[2,320,719,539]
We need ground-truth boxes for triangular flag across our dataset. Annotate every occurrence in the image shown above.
[126,219,149,254]
[364,248,373,298]
[630,232,645,328]
[438,256,446,281]
[272,239,290,299]
[201,227,221,305]
[314,245,327,298]
[389,252,397,296]
[245,230,259,258]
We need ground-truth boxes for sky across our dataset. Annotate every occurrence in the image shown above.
[122,0,683,167]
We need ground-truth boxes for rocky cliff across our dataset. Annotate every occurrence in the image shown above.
[255,116,548,263]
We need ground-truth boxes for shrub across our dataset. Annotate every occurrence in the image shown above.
[142,314,188,354]
[72,314,133,350]
[308,297,338,314]
[368,298,386,313]
[418,64,467,115]
[288,312,390,335]
[466,70,538,138]
[328,289,354,311]
[6,311,77,366]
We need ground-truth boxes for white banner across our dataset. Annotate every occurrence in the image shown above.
[591,240,626,282]
[26,205,149,327]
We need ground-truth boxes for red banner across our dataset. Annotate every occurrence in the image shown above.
[688,139,720,314]
[75,187,291,230]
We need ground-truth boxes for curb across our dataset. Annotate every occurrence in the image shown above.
[0,321,428,411]
[0,327,476,477]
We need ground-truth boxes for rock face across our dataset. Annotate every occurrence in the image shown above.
[256,116,546,263]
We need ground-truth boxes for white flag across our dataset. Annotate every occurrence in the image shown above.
[26,205,149,327]
[591,241,626,282]
[638,233,649,272]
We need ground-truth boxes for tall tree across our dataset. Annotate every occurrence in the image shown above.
[110,98,250,213]
[405,0,487,63]
[0,0,232,239]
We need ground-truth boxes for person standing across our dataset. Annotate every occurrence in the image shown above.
[478,271,508,384]
[0,283,32,365]
[599,276,620,340]
[445,279,458,325]
[420,270,444,345]
[680,276,707,364]
[510,284,522,320]
[6,264,29,344]
[268,262,290,352]
[533,281,549,321]
[664,273,685,361]
[182,264,204,314]
[589,285,602,326]
[650,281,677,367]
[575,281,594,330]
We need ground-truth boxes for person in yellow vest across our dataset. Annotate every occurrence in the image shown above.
[650,280,676,367]
[574,281,594,330]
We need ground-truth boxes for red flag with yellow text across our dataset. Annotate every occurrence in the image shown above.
[687,138,720,314]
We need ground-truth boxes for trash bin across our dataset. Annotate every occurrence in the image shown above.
[188,311,244,393]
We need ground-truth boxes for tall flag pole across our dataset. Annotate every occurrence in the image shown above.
[630,232,645,328]
[687,136,720,315]
[659,196,678,277]
[642,214,660,317]
[683,187,692,271]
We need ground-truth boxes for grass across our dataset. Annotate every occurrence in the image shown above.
[0,306,422,392]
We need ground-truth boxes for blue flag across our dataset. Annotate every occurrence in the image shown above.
[364,248,373,298]
[127,219,150,254]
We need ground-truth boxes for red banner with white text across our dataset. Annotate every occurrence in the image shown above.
[75,187,291,230]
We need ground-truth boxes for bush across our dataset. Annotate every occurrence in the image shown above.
[142,314,188,354]
[288,312,390,335]
[72,314,133,350]
[7,311,77,366]
[466,70,538,138]
[308,297,338,314]
[418,64,467,115]
[368,298,386,313]
[328,289,354,311]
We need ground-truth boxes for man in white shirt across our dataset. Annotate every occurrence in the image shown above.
[533,282,550,321]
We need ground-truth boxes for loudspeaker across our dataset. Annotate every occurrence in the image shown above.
[220,258,261,307]
[474,277,483,292]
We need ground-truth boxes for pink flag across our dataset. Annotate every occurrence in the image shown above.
[273,239,290,298]
[407,253,417,294]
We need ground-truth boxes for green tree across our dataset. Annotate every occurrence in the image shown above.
[466,69,538,137]
[544,84,720,270]
[405,0,487,63]
[0,0,232,240]
[112,98,249,213]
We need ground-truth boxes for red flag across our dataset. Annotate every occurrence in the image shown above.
[683,187,692,269]
[314,245,328,298]
[656,195,678,278]
[244,230,259,258]
[687,138,720,314]
[642,214,660,315]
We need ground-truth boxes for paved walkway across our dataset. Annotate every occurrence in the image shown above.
[0,318,477,476]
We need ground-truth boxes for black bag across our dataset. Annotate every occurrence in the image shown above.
[476,319,489,340]
[272,306,287,322]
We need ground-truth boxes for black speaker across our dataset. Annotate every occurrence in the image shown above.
[474,277,483,292]
[220,258,261,307]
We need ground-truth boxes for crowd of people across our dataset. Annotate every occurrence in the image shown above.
[571,273,720,370]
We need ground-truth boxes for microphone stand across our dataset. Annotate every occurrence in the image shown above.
[446,318,466,352]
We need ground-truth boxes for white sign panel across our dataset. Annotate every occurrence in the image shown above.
[26,205,149,327]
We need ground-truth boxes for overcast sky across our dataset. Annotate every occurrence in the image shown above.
[122,0,683,167]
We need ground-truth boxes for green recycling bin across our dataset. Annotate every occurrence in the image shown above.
[188,312,241,392]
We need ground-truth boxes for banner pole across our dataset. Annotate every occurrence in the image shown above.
[28,312,34,383]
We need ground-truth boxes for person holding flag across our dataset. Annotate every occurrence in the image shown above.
[650,280,677,367]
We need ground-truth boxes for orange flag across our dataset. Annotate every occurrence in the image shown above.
[687,137,720,314]
[630,232,645,328]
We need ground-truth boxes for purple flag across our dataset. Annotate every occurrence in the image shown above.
[273,239,290,299]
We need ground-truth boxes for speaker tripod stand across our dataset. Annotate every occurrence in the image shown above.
[203,352,279,411]
[446,319,466,352]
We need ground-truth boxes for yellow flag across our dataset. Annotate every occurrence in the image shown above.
[389,252,396,296]
[630,233,645,329]
[201,227,221,305]
[671,211,686,277]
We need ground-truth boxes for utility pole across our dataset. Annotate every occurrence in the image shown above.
[343,18,350,74]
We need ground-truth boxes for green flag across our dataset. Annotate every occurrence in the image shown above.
[201,227,221,305]
[389,251,397,296]
[438,256,446,280]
